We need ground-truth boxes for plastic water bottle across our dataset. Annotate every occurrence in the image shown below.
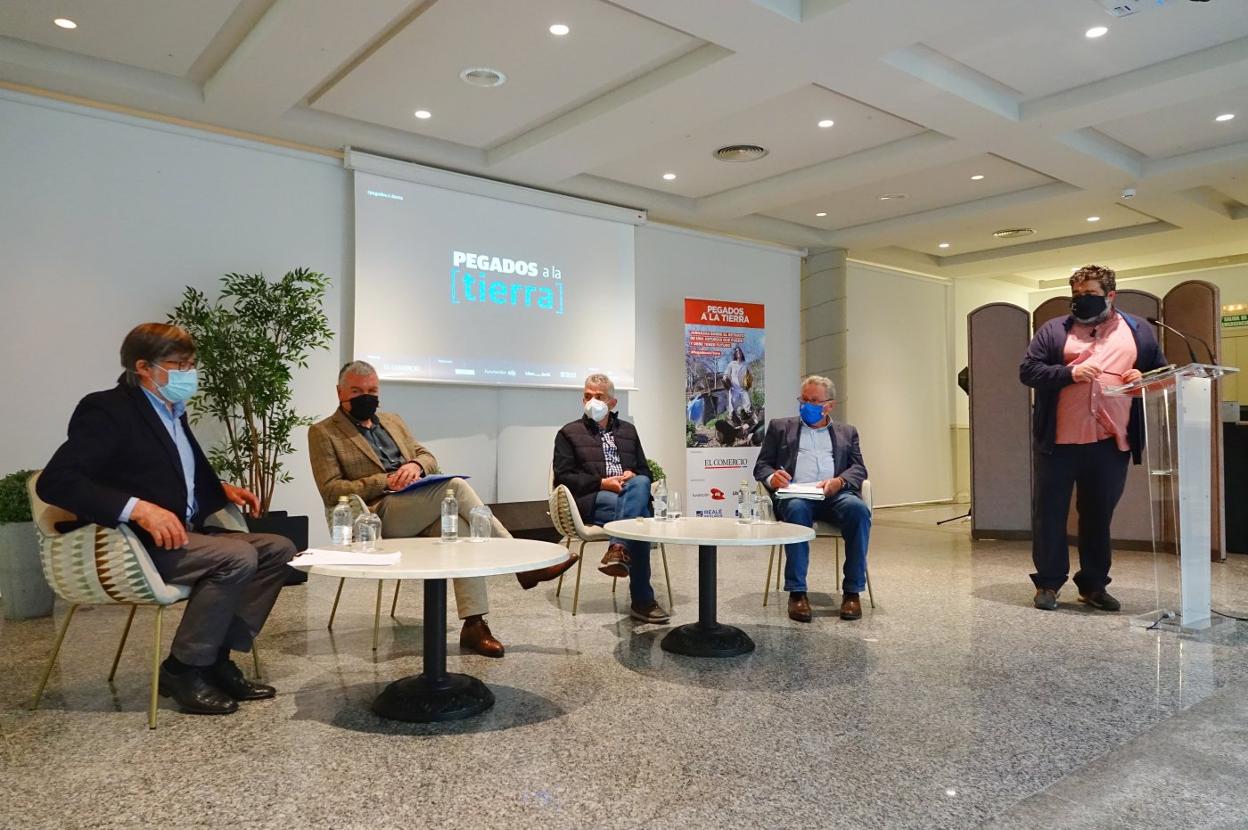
[736,480,750,524]
[654,477,668,521]
[331,496,353,546]
[441,489,459,543]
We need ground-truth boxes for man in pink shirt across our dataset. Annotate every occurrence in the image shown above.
[1020,265,1166,611]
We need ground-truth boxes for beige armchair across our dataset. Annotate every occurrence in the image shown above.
[759,479,876,609]
[27,471,259,729]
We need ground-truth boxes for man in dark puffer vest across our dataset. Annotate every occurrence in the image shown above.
[553,373,669,624]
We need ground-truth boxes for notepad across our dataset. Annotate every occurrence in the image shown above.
[775,484,825,500]
[383,473,469,495]
[289,550,401,567]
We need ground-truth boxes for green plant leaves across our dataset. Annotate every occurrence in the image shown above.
[170,268,333,515]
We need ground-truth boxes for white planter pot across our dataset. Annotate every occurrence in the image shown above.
[0,521,54,619]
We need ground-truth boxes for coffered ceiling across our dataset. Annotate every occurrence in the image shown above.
[2,0,1246,285]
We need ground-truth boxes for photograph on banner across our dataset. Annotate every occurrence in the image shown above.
[684,299,766,449]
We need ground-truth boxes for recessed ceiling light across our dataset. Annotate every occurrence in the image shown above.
[817,119,834,128]
[1085,26,1108,38]
[460,67,507,87]
[53,17,77,29]
[549,23,570,36]
[662,172,676,181]
[413,109,431,119]
[1086,215,1100,222]
[815,212,827,217]
[878,193,907,200]
[970,174,985,181]
[938,242,950,249]
[1215,113,1235,122]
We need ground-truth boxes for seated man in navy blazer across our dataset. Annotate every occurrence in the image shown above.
[754,375,871,623]
[37,323,296,716]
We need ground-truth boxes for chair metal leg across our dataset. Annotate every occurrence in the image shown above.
[866,571,875,609]
[763,545,777,607]
[31,603,78,710]
[572,541,587,615]
[109,604,138,681]
[612,576,617,594]
[327,577,345,630]
[251,642,262,680]
[660,543,674,610]
[390,581,401,618]
[372,580,383,652]
[776,547,784,590]
[148,605,164,730]
[556,538,569,597]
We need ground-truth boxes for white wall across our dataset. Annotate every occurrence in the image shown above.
[0,90,349,542]
[0,90,802,543]
[846,262,955,505]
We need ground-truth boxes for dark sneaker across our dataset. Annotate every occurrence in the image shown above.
[1079,590,1121,612]
[630,601,670,624]
[1033,588,1059,611]
[599,543,630,578]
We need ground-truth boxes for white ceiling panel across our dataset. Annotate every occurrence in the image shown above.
[588,84,925,198]
[1097,86,1248,159]
[311,0,698,149]
[764,153,1054,230]
[0,0,242,77]
[897,196,1160,258]
[922,0,1248,100]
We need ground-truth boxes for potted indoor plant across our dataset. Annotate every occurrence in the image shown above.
[0,470,54,619]
[170,268,333,553]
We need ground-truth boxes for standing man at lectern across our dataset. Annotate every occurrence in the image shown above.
[1020,265,1166,611]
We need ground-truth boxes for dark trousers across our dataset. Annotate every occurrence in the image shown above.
[1031,439,1130,594]
[149,529,296,666]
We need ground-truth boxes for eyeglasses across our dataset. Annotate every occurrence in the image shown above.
[155,359,197,371]
[796,397,832,405]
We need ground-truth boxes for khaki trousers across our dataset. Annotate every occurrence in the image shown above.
[374,477,510,619]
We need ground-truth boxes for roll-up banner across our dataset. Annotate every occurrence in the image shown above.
[684,298,766,517]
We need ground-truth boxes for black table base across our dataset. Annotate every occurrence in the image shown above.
[660,544,755,657]
[371,579,496,722]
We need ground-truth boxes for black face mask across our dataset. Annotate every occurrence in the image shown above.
[1071,294,1108,323]
[347,394,379,422]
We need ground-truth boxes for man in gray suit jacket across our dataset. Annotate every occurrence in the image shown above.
[754,375,871,623]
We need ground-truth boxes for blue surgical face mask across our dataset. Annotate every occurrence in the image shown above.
[799,401,825,426]
[154,366,198,403]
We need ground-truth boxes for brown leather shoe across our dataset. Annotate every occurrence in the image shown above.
[459,616,505,658]
[788,592,812,623]
[516,552,580,590]
[840,593,862,620]
[599,543,630,578]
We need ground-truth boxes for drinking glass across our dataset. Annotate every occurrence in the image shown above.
[669,491,682,520]
[469,505,493,542]
[353,511,382,551]
[755,496,777,524]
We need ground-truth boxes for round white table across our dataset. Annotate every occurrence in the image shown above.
[292,537,567,722]
[604,517,814,657]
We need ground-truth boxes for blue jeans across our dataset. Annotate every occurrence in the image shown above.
[591,475,654,604]
[776,491,871,594]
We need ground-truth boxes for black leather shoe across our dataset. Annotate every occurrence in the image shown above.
[158,666,238,715]
[207,658,277,701]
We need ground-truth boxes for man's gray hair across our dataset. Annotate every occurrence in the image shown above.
[801,374,836,400]
[338,360,378,386]
[584,372,615,398]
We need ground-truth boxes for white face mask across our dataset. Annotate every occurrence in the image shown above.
[584,398,609,422]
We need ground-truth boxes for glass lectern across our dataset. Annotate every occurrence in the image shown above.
[1106,363,1237,632]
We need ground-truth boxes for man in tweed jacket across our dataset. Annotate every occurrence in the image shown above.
[308,361,575,657]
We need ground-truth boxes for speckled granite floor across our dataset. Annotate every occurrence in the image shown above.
[4,505,1248,830]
